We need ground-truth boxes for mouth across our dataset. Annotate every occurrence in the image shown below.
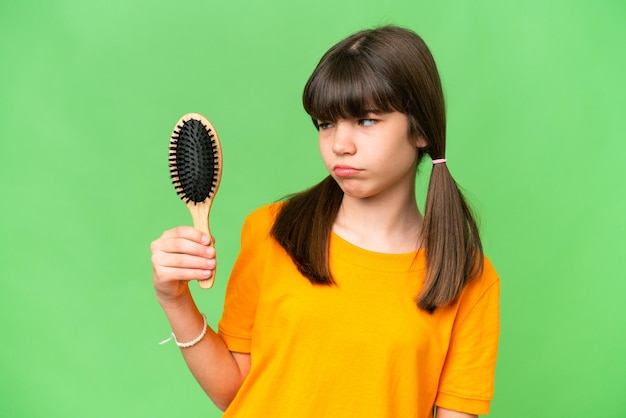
[333,165,362,177]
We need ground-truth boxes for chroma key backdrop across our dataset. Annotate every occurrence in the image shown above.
[1,1,624,417]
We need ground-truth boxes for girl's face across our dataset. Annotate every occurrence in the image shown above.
[317,111,425,201]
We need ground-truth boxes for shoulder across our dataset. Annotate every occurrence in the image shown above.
[244,202,284,226]
[239,202,285,238]
[458,254,500,306]
[480,255,500,287]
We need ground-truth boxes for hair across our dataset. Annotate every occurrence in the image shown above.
[270,25,483,312]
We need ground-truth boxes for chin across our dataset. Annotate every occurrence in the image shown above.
[340,187,375,200]
[334,178,381,200]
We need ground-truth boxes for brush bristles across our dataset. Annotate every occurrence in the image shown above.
[169,119,220,204]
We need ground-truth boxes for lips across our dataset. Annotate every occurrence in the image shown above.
[333,165,362,177]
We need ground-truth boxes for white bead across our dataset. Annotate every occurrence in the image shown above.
[159,313,208,349]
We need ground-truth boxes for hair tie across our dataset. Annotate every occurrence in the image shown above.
[432,158,447,165]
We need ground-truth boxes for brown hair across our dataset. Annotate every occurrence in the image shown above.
[271,25,483,312]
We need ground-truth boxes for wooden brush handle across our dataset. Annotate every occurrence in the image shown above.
[188,203,215,289]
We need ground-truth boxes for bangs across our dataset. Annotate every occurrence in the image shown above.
[303,53,404,124]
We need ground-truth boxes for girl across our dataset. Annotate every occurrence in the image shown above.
[151,25,500,418]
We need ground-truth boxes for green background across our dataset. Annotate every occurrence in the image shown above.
[1,0,624,417]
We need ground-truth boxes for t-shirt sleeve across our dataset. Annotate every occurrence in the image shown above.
[435,257,500,415]
[217,207,271,353]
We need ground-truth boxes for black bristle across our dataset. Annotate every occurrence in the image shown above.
[169,118,220,204]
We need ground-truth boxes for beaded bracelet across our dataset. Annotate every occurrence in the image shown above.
[159,313,207,348]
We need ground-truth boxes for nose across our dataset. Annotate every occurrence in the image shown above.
[332,121,356,155]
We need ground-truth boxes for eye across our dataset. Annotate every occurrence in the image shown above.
[317,121,335,130]
[358,118,377,127]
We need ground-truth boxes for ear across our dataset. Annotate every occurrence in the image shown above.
[414,135,428,149]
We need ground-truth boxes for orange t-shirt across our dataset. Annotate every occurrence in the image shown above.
[218,204,499,417]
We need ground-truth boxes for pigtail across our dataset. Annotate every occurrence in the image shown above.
[271,176,343,284]
[418,163,483,312]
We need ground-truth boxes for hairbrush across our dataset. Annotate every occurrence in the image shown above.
[169,113,223,289]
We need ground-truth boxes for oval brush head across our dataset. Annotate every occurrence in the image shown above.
[169,113,223,289]
[170,115,221,204]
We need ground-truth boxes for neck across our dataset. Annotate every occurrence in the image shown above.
[333,191,423,254]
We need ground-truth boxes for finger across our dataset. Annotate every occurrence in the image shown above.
[152,252,216,270]
[151,236,213,257]
[153,265,214,282]
[160,226,211,244]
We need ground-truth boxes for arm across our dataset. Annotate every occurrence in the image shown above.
[436,407,477,418]
[151,226,249,411]
[435,259,500,416]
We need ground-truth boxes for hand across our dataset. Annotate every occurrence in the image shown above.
[150,226,217,303]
